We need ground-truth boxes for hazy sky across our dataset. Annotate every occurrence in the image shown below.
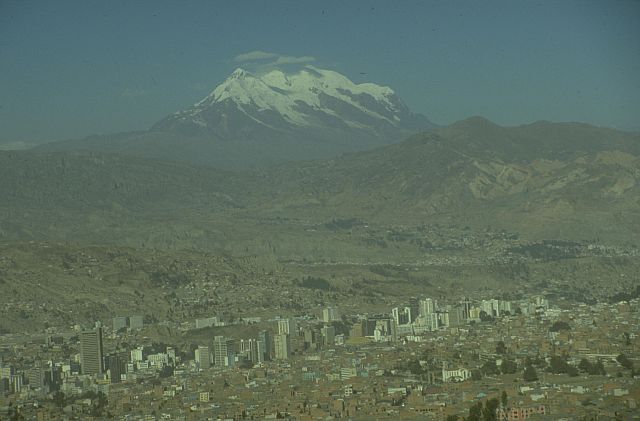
[1,0,639,144]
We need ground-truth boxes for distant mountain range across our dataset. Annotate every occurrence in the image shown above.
[35,66,436,168]
[6,117,640,250]
[257,117,640,241]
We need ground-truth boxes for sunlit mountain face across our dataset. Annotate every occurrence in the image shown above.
[153,66,435,141]
[34,66,436,168]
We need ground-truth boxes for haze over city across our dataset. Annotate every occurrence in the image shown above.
[1,1,639,420]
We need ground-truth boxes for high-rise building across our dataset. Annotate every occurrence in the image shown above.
[303,328,321,351]
[448,307,464,327]
[128,315,144,329]
[11,374,23,394]
[321,325,336,346]
[437,311,450,328]
[80,327,104,375]
[195,346,211,370]
[130,347,144,363]
[419,298,436,317]
[392,307,412,325]
[255,340,265,364]
[106,353,127,383]
[461,298,472,319]
[112,316,128,331]
[408,297,420,323]
[239,339,263,364]
[258,330,272,361]
[278,318,296,335]
[27,362,45,391]
[273,333,290,360]
[425,313,439,331]
[213,336,235,367]
[322,307,340,323]
[167,347,176,365]
[0,363,14,379]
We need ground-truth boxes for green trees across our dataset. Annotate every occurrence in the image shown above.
[482,398,499,421]
[465,398,500,421]
[617,353,634,370]
[500,358,518,374]
[549,321,571,332]
[523,364,538,382]
[578,358,606,375]
[467,401,483,421]
[481,359,500,376]
[495,341,507,355]
[501,390,508,408]
[548,355,578,375]
[479,311,494,322]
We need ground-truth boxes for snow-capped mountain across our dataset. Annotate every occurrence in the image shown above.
[35,67,436,169]
[152,66,434,144]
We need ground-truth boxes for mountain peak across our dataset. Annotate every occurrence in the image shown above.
[229,67,251,79]
[150,66,436,159]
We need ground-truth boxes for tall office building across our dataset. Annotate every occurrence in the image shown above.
[112,317,128,331]
[128,315,144,329]
[392,307,412,325]
[278,318,296,335]
[419,298,436,317]
[0,363,14,380]
[437,311,450,328]
[321,325,336,346]
[106,353,127,383]
[213,336,235,367]
[195,346,211,370]
[273,333,290,360]
[27,362,45,391]
[461,298,472,319]
[425,313,439,331]
[258,330,272,361]
[130,347,144,363]
[322,307,340,323]
[80,327,104,375]
[408,297,420,323]
[448,307,464,327]
[239,339,263,364]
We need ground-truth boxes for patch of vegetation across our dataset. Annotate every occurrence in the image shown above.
[298,276,333,291]
[548,355,579,376]
[149,270,191,288]
[508,240,582,261]
[609,285,640,303]
[578,358,606,375]
[324,218,364,231]
[549,320,571,332]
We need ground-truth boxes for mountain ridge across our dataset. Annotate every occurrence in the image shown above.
[9,117,640,249]
[35,66,436,169]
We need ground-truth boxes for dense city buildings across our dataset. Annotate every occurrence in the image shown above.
[1,293,639,419]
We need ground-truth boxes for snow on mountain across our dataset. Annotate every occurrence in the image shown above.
[152,66,434,138]
[192,66,399,127]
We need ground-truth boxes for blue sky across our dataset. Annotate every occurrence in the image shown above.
[1,0,639,145]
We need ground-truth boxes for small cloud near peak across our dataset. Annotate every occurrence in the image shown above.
[233,50,316,68]
[233,50,279,62]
